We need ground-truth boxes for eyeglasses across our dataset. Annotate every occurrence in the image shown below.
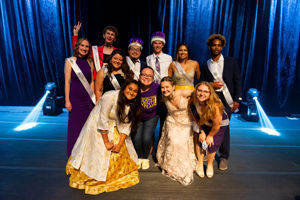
[140,74,153,78]
[197,89,210,94]
[129,48,141,52]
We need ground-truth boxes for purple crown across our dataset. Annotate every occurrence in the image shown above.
[128,37,143,50]
[151,31,166,44]
[151,31,165,39]
[129,38,143,46]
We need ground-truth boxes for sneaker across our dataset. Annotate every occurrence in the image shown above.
[219,158,228,171]
[142,159,150,170]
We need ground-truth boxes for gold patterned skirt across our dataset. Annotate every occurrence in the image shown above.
[66,127,139,195]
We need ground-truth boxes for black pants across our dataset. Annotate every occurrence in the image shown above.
[219,106,232,160]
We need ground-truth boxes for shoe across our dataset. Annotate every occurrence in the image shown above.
[142,159,150,170]
[196,164,204,178]
[219,159,228,171]
[206,165,214,178]
[138,159,142,169]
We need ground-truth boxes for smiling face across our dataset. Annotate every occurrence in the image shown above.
[152,40,164,54]
[124,83,139,100]
[209,39,223,57]
[103,29,116,45]
[128,45,141,60]
[140,68,154,86]
[78,40,90,58]
[196,84,211,103]
[110,53,123,69]
[177,45,189,61]
[161,81,175,97]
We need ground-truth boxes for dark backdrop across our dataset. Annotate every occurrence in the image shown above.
[0,0,299,115]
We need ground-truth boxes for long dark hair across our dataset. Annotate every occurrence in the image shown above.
[117,79,141,132]
[175,43,190,61]
[107,49,133,79]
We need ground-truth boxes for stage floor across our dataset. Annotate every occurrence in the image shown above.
[0,106,299,200]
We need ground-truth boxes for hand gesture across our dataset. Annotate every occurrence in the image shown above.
[198,131,206,143]
[65,101,72,112]
[73,21,82,36]
[205,135,214,147]
[104,141,114,151]
[112,144,122,153]
[231,101,240,112]
[211,81,224,89]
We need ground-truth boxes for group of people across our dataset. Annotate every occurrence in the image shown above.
[64,22,242,195]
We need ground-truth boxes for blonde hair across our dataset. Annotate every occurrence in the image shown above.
[190,82,224,125]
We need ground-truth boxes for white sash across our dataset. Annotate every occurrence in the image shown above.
[126,56,140,80]
[207,60,234,108]
[103,66,121,90]
[67,57,96,104]
[173,61,193,85]
[92,46,101,72]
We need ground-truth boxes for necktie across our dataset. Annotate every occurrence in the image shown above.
[155,57,160,74]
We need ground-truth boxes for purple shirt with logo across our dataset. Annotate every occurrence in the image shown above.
[141,83,160,121]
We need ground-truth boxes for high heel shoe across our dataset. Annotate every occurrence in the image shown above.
[206,165,214,178]
[138,159,142,169]
[196,164,205,178]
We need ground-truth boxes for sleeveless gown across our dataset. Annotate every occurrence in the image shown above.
[173,62,195,90]
[156,97,197,185]
[67,57,94,157]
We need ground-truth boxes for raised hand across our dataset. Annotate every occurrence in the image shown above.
[73,21,82,36]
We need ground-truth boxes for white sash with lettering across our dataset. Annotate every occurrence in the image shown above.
[103,66,121,90]
[126,56,140,80]
[173,61,193,85]
[92,46,101,72]
[67,57,96,104]
[207,60,234,108]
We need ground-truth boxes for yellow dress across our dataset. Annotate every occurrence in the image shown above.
[66,90,139,195]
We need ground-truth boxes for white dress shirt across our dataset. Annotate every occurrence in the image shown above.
[146,52,172,82]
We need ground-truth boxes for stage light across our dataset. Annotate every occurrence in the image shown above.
[240,88,259,122]
[43,82,63,116]
[14,91,50,131]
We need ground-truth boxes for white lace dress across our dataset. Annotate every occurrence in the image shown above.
[156,96,197,185]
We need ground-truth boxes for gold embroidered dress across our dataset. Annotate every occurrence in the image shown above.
[156,96,197,185]
[66,90,139,195]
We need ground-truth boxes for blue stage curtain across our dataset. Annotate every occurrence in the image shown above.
[159,0,300,115]
[0,0,82,105]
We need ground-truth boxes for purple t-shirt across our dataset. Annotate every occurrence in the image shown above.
[141,83,160,121]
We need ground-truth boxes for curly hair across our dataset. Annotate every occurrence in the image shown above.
[190,82,224,125]
[206,34,226,47]
[107,49,134,80]
[73,38,92,60]
[175,43,190,61]
[117,79,141,132]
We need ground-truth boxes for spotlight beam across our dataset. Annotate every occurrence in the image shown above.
[254,98,280,136]
[14,91,50,131]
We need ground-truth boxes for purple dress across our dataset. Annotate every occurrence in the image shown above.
[202,112,229,153]
[67,57,94,157]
